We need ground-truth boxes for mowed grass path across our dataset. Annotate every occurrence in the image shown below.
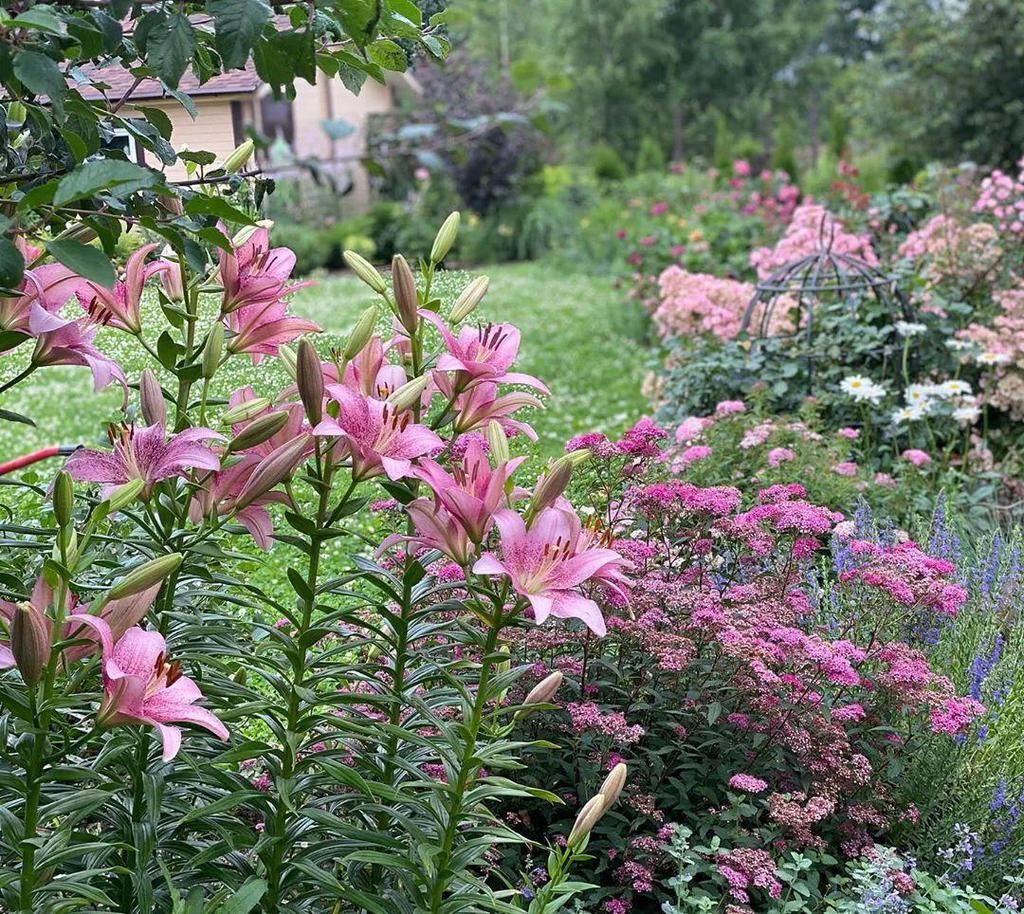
[0,262,649,464]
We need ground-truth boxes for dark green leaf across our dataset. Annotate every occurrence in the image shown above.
[13,50,65,117]
[147,12,196,88]
[0,237,25,290]
[209,0,273,69]
[54,160,160,206]
[184,195,256,226]
[45,240,115,288]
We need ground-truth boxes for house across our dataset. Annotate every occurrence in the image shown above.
[77,61,420,211]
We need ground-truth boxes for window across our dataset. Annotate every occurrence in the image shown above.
[102,128,139,164]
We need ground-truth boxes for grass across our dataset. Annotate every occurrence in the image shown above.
[0,261,649,466]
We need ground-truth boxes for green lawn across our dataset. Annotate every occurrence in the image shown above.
[0,261,649,466]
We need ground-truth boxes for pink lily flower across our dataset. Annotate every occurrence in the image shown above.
[442,378,543,441]
[75,242,170,334]
[380,497,476,565]
[30,312,125,392]
[67,616,228,762]
[341,336,409,399]
[0,577,160,667]
[224,297,321,363]
[422,312,548,393]
[472,506,631,636]
[0,237,83,344]
[65,421,223,498]
[413,437,525,543]
[313,383,442,481]
[189,454,290,550]
[218,225,311,314]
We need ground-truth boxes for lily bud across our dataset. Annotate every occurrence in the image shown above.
[344,250,387,295]
[278,344,298,380]
[567,794,607,849]
[233,436,309,512]
[430,211,460,264]
[486,420,510,466]
[202,323,224,380]
[222,397,271,424]
[343,306,378,360]
[523,670,563,707]
[296,338,324,426]
[107,553,183,601]
[565,448,591,467]
[597,763,628,811]
[386,375,430,413]
[161,251,184,301]
[227,411,288,454]
[450,275,489,324]
[528,456,574,520]
[221,138,254,174]
[106,479,145,513]
[391,254,419,333]
[158,194,184,218]
[7,101,26,126]
[232,223,266,249]
[11,601,51,686]
[139,369,166,427]
[52,471,74,528]
[53,223,98,246]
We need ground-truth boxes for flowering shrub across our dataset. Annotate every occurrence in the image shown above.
[0,215,636,913]
[502,419,985,911]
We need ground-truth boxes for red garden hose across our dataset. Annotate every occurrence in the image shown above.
[0,445,80,476]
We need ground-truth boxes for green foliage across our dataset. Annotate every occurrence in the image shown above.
[591,144,628,183]
[635,136,667,175]
[268,222,333,275]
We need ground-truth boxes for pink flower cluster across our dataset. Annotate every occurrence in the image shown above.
[717,848,782,903]
[750,203,878,279]
[974,158,1024,234]
[653,266,793,341]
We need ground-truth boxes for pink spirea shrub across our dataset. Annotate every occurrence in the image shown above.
[514,418,984,905]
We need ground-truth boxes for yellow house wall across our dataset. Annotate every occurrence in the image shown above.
[130,97,243,181]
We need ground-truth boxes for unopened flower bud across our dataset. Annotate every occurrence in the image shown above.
[233,436,309,512]
[296,338,324,425]
[486,420,510,466]
[221,138,254,174]
[391,254,419,333]
[107,553,183,601]
[161,252,184,301]
[11,601,50,685]
[430,211,460,264]
[228,411,288,454]
[106,479,145,513]
[53,223,98,246]
[597,762,627,811]
[278,344,297,379]
[139,369,166,427]
[202,323,224,380]
[232,223,266,249]
[564,448,591,467]
[158,194,184,217]
[450,275,489,324]
[344,250,387,295]
[52,470,74,528]
[567,794,607,849]
[528,456,574,520]
[7,101,26,126]
[222,397,271,424]
[523,670,563,707]
[386,375,429,413]
[344,306,378,360]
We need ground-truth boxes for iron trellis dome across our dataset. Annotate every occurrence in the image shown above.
[739,217,915,341]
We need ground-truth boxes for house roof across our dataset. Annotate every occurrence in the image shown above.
[74,60,261,102]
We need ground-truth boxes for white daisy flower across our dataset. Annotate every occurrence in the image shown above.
[840,375,887,404]
[894,321,928,338]
[978,351,1010,365]
[939,379,972,397]
[952,405,981,424]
